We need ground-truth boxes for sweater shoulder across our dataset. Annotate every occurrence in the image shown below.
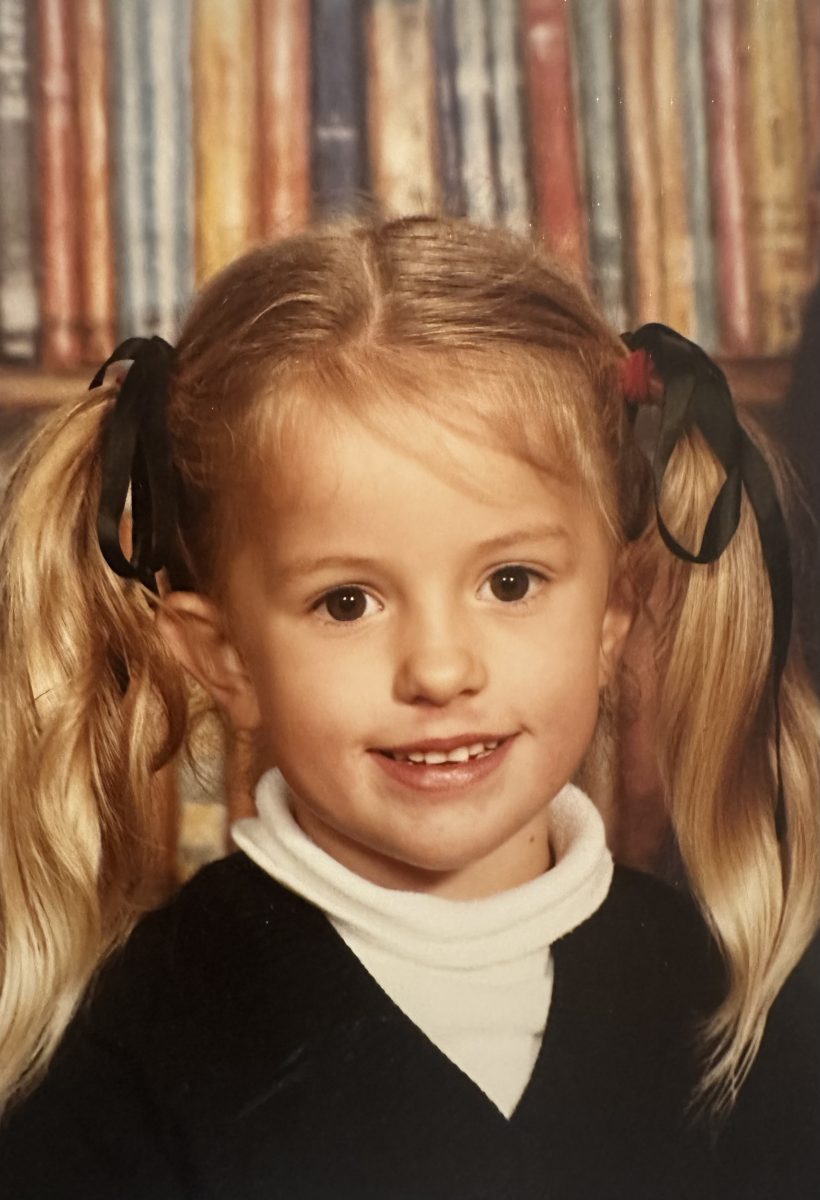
[609,863,718,960]
[607,861,703,925]
[85,853,310,1027]
[554,864,725,1020]
[122,850,300,950]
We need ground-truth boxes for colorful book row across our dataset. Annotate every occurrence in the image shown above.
[0,0,817,371]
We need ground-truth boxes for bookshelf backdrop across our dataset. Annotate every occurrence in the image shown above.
[0,0,817,881]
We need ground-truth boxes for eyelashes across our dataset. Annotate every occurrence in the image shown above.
[312,565,548,625]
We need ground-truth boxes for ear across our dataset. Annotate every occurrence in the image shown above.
[156,592,261,733]
[598,565,636,689]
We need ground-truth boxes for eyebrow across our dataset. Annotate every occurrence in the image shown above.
[473,525,572,555]
[277,525,572,581]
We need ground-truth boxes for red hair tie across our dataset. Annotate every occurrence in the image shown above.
[620,347,654,403]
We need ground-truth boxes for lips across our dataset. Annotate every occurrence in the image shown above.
[371,735,516,793]
[377,733,512,756]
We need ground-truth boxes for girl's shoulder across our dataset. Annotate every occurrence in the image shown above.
[554,862,725,1017]
[124,848,314,950]
[88,850,324,1024]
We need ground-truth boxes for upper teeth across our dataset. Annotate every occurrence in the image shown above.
[390,741,500,765]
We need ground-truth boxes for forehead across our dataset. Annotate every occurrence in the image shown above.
[252,405,608,565]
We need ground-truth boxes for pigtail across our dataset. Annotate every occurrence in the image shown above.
[648,417,820,1114]
[0,391,189,1110]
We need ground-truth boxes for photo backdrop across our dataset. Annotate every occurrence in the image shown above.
[0,0,818,374]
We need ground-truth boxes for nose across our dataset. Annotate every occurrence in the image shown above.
[392,607,488,707]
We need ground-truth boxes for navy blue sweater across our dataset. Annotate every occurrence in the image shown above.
[0,854,817,1199]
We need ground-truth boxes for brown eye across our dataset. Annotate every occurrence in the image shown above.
[322,587,368,622]
[489,566,533,602]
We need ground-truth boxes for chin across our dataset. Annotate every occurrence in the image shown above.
[385,839,493,877]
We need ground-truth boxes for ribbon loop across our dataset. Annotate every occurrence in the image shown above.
[91,336,180,594]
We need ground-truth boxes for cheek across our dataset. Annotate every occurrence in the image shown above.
[513,609,605,721]
[251,632,381,746]
[524,600,605,675]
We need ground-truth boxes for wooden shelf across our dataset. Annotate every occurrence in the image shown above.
[0,358,793,411]
[717,356,791,408]
[0,366,89,407]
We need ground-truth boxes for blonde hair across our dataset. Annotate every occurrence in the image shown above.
[0,215,817,1117]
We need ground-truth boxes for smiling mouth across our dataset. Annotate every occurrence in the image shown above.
[376,736,513,766]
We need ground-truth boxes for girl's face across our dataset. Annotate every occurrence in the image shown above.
[218,410,631,898]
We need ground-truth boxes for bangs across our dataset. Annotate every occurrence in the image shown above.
[237,343,622,545]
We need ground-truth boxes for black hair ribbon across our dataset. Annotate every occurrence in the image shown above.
[623,323,791,841]
[90,336,187,595]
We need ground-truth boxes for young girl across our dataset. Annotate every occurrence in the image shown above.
[0,215,817,1199]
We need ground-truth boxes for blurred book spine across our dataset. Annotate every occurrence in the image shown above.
[111,0,195,340]
[257,0,311,238]
[311,0,370,218]
[652,0,696,335]
[0,0,38,361]
[743,0,810,353]
[450,0,496,224]
[486,0,530,233]
[572,0,627,327]
[36,0,82,368]
[703,0,754,353]
[678,0,718,350]
[74,0,114,361]
[194,0,257,284]
[619,0,663,327]
[431,0,465,216]
[523,0,587,277]
[367,0,439,216]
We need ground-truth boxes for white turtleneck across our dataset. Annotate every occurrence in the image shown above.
[232,770,613,1118]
